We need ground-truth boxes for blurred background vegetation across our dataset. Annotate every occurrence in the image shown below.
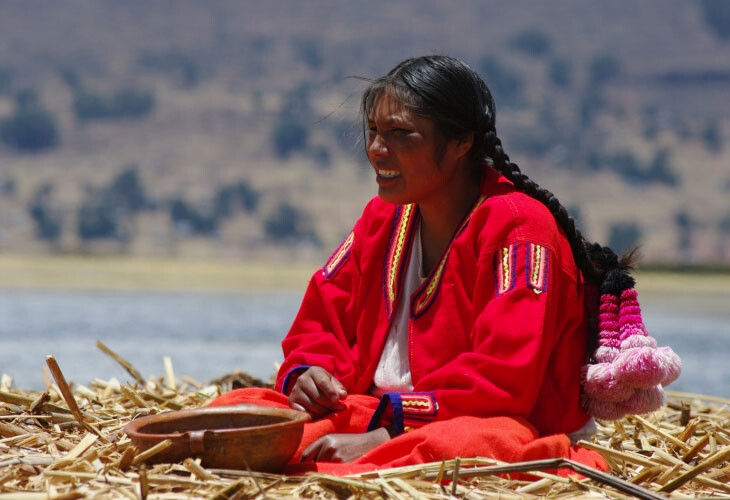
[0,0,729,272]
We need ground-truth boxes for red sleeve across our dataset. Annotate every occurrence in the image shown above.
[274,212,366,395]
[369,238,583,435]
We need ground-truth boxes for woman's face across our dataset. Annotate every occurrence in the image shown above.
[366,94,471,207]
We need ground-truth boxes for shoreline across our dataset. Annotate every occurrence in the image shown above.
[1,253,729,295]
[0,253,319,293]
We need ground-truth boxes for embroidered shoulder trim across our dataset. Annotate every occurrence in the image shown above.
[382,204,417,318]
[411,195,487,319]
[526,242,549,294]
[322,230,355,278]
[494,243,518,296]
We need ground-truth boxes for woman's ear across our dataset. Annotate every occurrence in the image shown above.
[454,133,475,159]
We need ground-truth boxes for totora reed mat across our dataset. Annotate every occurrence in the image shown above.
[1,342,729,499]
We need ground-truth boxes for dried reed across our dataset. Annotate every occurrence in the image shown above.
[0,345,728,499]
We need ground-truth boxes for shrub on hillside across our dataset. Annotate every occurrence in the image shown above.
[1,178,16,197]
[0,68,12,95]
[719,212,730,238]
[169,198,218,236]
[702,119,723,153]
[273,119,309,159]
[578,90,606,127]
[0,90,59,152]
[137,50,200,89]
[107,166,152,213]
[213,181,260,219]
[77,197,126,242]
[674,210,694,261]
[263,202,319,245]
[646,149,679,187]
[477,56,524,107]
[588,54,621,86]
[309,145,332,169]
[699,0,730,39]
[608,221,643,254]
[73,88,155,121]
[28,183,62,243]
[548,58,572,88]
[293,38,323,70]
[508,29,552,57]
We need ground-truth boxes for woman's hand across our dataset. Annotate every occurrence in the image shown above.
[300,427,391,463]
[288,366,347,418]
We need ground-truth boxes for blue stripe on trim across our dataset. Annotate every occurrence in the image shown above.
[280,365,310,395]
[366,392,404,435]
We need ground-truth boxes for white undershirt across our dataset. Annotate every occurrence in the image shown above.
[371,224,425,397]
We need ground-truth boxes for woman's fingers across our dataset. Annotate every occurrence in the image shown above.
[301,436,336,462]
[289,401,307,413]
[326,372,348,400]
[300,438,323,462]
[291,388,333,417]
[309,369,347,408]
[288,367,347,416]
[300,369,345,410]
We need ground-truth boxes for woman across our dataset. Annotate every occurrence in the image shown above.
[210,55,677,474]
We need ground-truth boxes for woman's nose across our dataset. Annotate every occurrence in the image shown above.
[368,134,388,158]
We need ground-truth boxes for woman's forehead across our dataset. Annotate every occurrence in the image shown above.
[368,93,416,122]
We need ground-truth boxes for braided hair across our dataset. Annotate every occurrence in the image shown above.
[361,55,636,353]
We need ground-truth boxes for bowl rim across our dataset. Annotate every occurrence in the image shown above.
[124,404,311,440]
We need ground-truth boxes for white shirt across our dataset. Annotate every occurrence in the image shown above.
[371,224,424,397]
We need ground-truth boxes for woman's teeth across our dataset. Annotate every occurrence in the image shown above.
[378,170,399,178]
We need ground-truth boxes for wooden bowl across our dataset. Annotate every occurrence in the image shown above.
[123,405,310,472]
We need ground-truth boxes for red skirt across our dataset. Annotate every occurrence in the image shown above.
[209,388,608,476]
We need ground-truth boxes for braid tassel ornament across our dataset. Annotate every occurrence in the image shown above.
[581,270,681,420]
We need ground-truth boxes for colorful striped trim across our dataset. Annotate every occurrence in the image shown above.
[411,195,487,319]
[526,242,549,294]
[322,230,355,278]
[382,204,417,318]
[401,392,438,417]
[494,242,518,296]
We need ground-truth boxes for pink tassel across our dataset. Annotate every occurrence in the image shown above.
[594,346,619,363]
[613,347,667,388]
[620,335,657,350]
[582,286,681,421]
[657,347,682,386]
[622,386,664,415]
[582,363,634,402]
[618,289,648,340]
[582,397,628,421]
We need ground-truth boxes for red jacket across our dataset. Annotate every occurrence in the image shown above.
[276,168,591,437]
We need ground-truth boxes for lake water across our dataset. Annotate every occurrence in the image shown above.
[1,289,728,398]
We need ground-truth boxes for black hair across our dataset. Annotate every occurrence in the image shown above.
[361,55,636,354]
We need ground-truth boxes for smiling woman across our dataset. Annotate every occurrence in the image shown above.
[207,55,680,475]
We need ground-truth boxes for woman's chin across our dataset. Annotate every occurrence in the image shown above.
[377,188,410,205]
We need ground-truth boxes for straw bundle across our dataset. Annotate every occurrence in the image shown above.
[0,343,728,499]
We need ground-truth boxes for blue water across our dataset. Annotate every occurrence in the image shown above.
[0,289,728,397]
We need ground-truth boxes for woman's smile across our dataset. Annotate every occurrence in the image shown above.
[376,169,400,179]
